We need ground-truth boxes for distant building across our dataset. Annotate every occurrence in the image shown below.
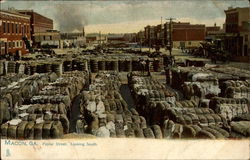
[18,10,55,48]
[205,23,224,42]
[107,34,126,43]
[224,7,250,62]
[141,22,205,48]
[0,9,31,55]
[135,30,145,46]
[144,25,156,47]
[206,23,221,35]
[170,22,206,48]
[61,28,86,48]
[86,33,107,45]
[123,33,136,43]
[34,29,61,48]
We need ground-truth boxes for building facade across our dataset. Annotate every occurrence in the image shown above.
[224,7,250,62]
[18,10,54,47]
[144,25,156,47]
[0,10,31,55]
[140,22,205,49]
[171,22,206,48]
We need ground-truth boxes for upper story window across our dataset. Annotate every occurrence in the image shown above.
[12,23,14,33]
[16,24,19,34]
[7,23,10,33]
[3,22,6,33]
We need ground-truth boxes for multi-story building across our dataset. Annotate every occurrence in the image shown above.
[135,30,145,46]
[18,10,54,47]
[154,24,165,47]
[205,23,225,42]
[141,22,205,49]
[224,7,250,62]
[0,9,31,55]
[170,22,206,48]
[144,25,156,47]
[34,29,61,48]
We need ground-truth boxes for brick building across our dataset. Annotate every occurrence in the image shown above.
[0,10,31,55]
[18,10,54,47]
[205,23,224,42]
[144,25,156,47]
[170,22,206,48]
[141,22,205,49]
[206,23,221,36]
[224,7,250,62]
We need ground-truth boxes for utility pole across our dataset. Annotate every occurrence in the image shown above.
[166,17,176,56]
[140,34,142,52]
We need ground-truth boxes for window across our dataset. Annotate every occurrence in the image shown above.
[19,24,21,34]
[12,23,14,33]
[188,41,192,45]
[3,22,6,33]
[16,41,19,48]
[7,23,10,33]
[20,41,23,47]
[9,42,12,48]
[16,24,18,33]
[50,36,52,40]
[44,36,46,40]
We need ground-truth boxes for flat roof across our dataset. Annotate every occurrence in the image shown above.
[0,10,30,19]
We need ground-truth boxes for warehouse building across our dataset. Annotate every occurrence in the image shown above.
[171,22,206,49]
[18,10,56,48]
[0,9,31,56]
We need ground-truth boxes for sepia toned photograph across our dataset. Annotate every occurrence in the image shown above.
[0,0,250,159]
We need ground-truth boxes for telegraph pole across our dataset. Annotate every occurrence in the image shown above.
[166,17,176,56]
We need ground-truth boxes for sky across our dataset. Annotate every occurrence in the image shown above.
[1,0,249,33]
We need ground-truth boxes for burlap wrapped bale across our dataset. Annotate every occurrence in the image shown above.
[24,121,35,139]
[17,121,28,139]
[162,120,175,139]
[196,130,216,139]
[181,125,196,138]
[51,121,64,138]
[230,121,250,137]
[131,122,140,130]
[125,128,135,138]
[151,125,163,139]
[0,99,11,124]
[134,128,145,138]
[60,114,69,133]
[202,127,225,139]
[143,128,155,139]
[34,123,44,139]
[42,121,53,139]
[208,125,229,138]
[1,123,9,138]
[115,122,125,138]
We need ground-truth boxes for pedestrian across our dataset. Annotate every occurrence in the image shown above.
[140,59,146,76]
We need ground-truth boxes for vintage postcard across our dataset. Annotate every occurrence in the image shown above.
[0,0,250,159]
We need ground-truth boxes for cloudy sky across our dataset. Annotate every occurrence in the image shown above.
[1,0,249,33]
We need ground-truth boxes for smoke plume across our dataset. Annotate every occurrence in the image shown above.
[53,4,88,32]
